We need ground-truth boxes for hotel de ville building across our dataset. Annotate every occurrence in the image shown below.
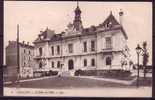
[33,3,130,76]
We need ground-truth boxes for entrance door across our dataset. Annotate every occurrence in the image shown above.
[39,62,42,68]
[106,57,112,69]
[106,57,111,66]
[68,59,74,70]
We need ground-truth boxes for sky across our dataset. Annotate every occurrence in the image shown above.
[4,1,152,65]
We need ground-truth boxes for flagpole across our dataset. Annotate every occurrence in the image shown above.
[77,0,79,7]
[17,24,20,83]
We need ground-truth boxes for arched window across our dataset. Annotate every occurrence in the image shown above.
[68,59,74,70]
[24,49,26,53]
[39,62,42,68]
[91,59,95,66]
[57,61,61,68]
[51,61,54,68]
[39,47,42,56]
[84,59,87,67]
[51,46,54,55]
[106,57,111,65]
[68,43,73,53]
[83,42,87,52]
[57,45,60,55]
[106,37,112,49]
[91,40,95,51]
[24,62,26,67]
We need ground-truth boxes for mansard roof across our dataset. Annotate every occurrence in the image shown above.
[34,28,56,43]
[95,12,128,39]
[50,33,63,41]
[102,12,120,26]
[19,42,34,48]
[40,28,55,39]
[81,12,128,39]
[34,11,128,44]
[6,41,34,49]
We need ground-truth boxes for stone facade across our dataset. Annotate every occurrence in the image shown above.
[5,41,35,78]
[33,5,130,75]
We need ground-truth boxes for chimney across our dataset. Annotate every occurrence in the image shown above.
[40,31,43,34]
[8,41,11,44]
[119,9,124,26]
[23,41,25,44]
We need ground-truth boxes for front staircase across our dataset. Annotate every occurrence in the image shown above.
[60,70,75,76]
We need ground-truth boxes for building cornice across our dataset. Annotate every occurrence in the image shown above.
[33,25,128,44]
[34,49,123,60]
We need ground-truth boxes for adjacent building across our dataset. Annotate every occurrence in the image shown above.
[33,4,130,75]
[5,41,35,78]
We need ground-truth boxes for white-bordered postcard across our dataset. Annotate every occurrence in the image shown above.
[3,1,152,97]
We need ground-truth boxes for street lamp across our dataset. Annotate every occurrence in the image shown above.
[16,24,20,85]
[135,44,142,88]
[142,41,148,78]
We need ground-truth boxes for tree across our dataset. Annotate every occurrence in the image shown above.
[142,41,149,78]
[121,60,127,70]
[129,60,133,70]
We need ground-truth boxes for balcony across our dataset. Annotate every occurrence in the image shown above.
[34,55,47,60]
[102,47,113,53]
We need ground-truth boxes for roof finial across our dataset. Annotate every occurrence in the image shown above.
[110,11,112,15]
[77,0,79,7]
[119,9,124,16]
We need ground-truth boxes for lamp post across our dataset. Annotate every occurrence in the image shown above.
[142,41,148,79]
[16,24,20,84]
[135,44,142,88]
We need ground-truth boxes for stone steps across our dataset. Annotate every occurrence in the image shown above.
[60,71,70,76]
[60,70,75,76]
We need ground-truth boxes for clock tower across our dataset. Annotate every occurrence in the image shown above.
[73,1,83,31]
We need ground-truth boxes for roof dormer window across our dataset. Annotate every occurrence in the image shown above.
[105,21,113,29]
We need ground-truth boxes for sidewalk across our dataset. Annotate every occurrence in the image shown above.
[4,76,57,85]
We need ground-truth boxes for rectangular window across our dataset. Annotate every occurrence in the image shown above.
[68,43,73,53]
[84,59,87,67]
[106,37,112,49]
[91,59,95,66]
[51,61,54,68]
[39,47,42,56]
[51,46,54,55]
[57,61,60,68]
[83,42,87,52]
[24,56,25,60]
[24,49,26,53]
[57,45,60,55]
[91,40,95,51]
[39,62,42,68]
[24,62,26,67]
